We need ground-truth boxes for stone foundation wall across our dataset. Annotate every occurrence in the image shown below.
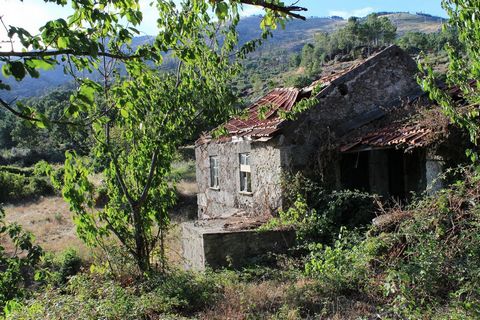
[182,222,295,270]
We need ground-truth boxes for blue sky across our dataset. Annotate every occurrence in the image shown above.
[0,0,446,43]
[297,0,446,18]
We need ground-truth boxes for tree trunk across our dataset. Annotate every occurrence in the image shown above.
[132,207,150,272]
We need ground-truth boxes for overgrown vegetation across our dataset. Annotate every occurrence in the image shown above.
[0,207,43,312]
[262,173,377,246]
[0,162,60,203]
[5,167,480,318]
[0,89,90,165]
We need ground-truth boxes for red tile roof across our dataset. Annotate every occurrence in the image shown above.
[340,124,435,153]
[197,46,413,145]
[223,87,300,138]
[198,65,356,144]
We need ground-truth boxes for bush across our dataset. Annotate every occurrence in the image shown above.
[0,207,43,314]
[300,166,480,318]
[272,173,378,245]
[5,269,226,319]
[375,170,480,317]
[0,171,54,203]
[57,249,82,284]
[304,229,376,294]
[0,163,57,203]
[0,165,34,176]
[285,74,315,88]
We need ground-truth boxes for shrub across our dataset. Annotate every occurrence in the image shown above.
[285,74,315,88]
[0,165,34,176]
[6,269,226,319]
[375,171,480,317]
[299,166,480,318]
[57,249,82,284]
[0,171,54,203]
[268,173,378,245]
[0,162,58,203]
[304,229,372,293]
[0,207,43,314]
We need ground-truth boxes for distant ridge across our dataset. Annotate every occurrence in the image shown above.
[0,12,444,100]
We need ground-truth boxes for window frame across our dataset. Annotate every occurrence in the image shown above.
[239,153,252,194]
[209,155,219,189]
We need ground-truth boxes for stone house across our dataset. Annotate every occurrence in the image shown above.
[194,45,448,220]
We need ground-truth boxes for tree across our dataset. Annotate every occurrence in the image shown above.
[361,14,397,49]
[419,0,480,160]
[397,28,462,54]
[296,13,398,69]
[338,17,362,53]
[397,31,430,53]
[0,0,307,273]
[7,89,91,161]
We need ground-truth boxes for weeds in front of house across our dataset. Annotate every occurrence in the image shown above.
[5,167,480,319]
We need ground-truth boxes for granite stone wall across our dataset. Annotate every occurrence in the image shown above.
[195,139,283,218]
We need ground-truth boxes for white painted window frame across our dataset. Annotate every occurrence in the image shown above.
[209,156,219,189]
[239,153,252,193]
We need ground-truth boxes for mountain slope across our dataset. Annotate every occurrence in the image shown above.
[0,12,444,100]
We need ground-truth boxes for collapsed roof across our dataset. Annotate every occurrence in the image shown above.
[197,45,444,151]
[340,124,436,153]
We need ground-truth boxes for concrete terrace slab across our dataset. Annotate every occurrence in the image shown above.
[182,218,295,271]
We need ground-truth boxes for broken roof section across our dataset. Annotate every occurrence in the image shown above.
[197,45,412,145]
[223,87,300,140]
[340,125,435,153]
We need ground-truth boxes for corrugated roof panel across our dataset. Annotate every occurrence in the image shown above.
[340,125,436,153]
[210,88,299,142]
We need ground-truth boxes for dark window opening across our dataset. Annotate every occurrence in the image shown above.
[387,150,406,199]
[340,149,426,200]
[338,83,349,96]
[340,151,369,191]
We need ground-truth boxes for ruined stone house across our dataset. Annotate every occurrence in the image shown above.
[194,45,447,220]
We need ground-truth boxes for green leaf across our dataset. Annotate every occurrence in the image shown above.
[0,80,11,91]
[29,59,56,71]
[120,108,129,118]
[2,63,12,77]
[10,61,26,81]
[79,83,96,104]
[215,2,228,20]
[57,37,69,49]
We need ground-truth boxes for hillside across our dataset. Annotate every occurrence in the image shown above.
[0,12,444,101]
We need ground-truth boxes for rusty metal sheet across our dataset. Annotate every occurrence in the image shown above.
[220,88,299,139]
[340,125,435,153]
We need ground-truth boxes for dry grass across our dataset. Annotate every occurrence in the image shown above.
[0,158,198,264]
[201,280,290,320]
[2,195,193,265]
[2,196,88,258]
[177,180,197,196]
[199,277,378,320]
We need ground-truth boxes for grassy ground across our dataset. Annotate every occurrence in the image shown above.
[2,159,198,262]
[3,197,89,258]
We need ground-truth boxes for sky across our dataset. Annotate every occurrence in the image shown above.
[0,0,446,43]
[297,0,446,19]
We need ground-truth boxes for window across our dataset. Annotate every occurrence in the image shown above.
[239,153,252,193]
[210,156,219,189]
